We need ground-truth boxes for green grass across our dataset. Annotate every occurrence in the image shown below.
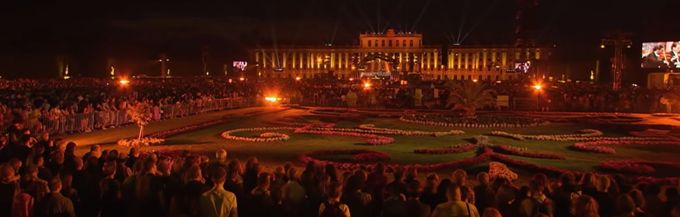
[133,108,680,177]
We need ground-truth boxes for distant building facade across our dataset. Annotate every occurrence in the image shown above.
[251,29,551,81]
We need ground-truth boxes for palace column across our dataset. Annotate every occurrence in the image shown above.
[434,52,438,70]
[448,51,453,70]
[330,53,335,69]
[482,52,487,71]
[344,52,348,69]
[420,53,425,71]
[283,53,287,69]
[457,52,461,70]
[463,53,468,69]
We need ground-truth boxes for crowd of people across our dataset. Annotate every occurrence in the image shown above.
[2,137,680,217]
[0,77,680,217]
[0,77,674,136]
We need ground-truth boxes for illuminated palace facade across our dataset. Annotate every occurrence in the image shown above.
[252,29,551,81]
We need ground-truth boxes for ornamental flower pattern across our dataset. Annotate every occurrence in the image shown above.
[488,162,518,181]
[118,137,165,147]
[490,129,670,141]
[572,140,680,154]
[218,112,680,185]
[400,116,550,128]
[222,127,296,142]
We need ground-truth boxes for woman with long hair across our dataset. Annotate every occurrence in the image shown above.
[574,195,600,217]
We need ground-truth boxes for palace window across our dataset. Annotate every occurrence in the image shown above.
[375,40,378,47]
[410,40,414,47]
[453,75,458,80]
[403,40,406,47]
[389,40,392,47]
[382,40,385,47]
[368,40,371,47]
[396,40,399,47]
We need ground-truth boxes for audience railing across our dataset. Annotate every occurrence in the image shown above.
[15,98,248,135]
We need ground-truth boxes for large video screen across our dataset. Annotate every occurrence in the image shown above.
[233,61,247,71]
[641,41,680,68]
[513,61,530,73]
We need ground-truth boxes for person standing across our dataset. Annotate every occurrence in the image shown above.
[200,167,238,217]
[33,178,75,217]
[431,185,481,217]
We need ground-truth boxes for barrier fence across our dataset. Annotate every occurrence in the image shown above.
[16,98,249,135]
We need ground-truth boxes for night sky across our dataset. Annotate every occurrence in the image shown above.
[0,0,678,79]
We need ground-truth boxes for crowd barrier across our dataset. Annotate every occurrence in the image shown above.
[11,98,249,135]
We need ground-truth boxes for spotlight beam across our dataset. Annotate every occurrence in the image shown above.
[354,2,376,33]
[457,0,471,43]
[459,0,500,44]
[409,0,433,32]
[329,1,349,45]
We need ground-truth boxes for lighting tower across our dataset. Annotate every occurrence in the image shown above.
[601,31,632,90]
[160,53,169,78]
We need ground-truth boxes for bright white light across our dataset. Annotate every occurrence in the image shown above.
[120,79,129,85]
[265,97,277,102]
[533,84,542,90]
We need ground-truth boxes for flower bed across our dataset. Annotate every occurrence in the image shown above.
[413,144,476,154]
[119,119,231,147]
[298,148,490,171]
[489,129,603,141]
[294,126,395,145]
[118,137,165,147]
[571,140,680,154]
[357,124,465,137]
[490,129,669,142]
[629,131,668,137]
[598,160,656,174]
[488,162,518,181]
[494,145,566,159]
[488,150,570,175]
[400,115,549,128]
[221,127,296,142]
[146,119,231,138]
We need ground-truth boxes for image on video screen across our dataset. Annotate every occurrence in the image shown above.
[641,41,680,68]
[233,61,248,71]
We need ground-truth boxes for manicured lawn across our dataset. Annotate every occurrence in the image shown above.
[124,108,680,178]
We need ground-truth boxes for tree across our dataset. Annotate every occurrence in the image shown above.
[128,102,153,139]
[445,80,497,115]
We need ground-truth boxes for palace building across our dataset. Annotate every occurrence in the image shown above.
[251,29,551,81]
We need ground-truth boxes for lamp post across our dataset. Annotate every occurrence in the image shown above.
[533,84,542,111]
